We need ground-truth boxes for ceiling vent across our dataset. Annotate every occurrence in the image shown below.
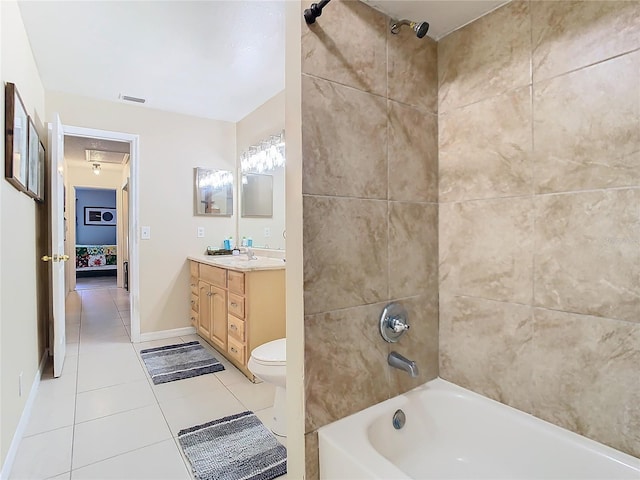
[120,94,146,104]
[85,149,130,165]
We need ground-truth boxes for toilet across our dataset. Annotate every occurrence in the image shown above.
[248,338,286,437]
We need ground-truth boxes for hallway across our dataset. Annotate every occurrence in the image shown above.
[9,287,283,479]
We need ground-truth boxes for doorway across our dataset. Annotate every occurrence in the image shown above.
[57,123,140,344]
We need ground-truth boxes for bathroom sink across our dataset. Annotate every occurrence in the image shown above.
[202,255,285,270]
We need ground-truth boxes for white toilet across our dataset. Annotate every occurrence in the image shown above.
[248,338,287,437]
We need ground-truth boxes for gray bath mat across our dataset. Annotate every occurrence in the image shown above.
[140,341,224,385]
[178,410,287,480]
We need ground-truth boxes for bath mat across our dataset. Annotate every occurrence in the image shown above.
[178,410,287,480]
[140,341,224,385]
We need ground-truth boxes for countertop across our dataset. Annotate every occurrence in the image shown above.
[188,254,286,272]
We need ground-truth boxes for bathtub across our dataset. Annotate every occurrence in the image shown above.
[318,378,640,479]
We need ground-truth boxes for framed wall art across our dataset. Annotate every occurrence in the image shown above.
[84,207,116,226]
[26,116,40,199]
[4,82,29,192]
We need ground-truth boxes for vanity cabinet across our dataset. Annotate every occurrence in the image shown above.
[189,259,285,381]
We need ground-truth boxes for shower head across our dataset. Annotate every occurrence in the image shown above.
[390,19,430,39]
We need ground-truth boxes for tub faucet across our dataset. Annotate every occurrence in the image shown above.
[388,351,419,378]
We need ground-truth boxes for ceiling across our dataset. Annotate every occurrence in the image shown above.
[363,0,508,39]
[64,136,130,169]
[19,1,505,124]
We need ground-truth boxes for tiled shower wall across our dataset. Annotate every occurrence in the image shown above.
[301,0,439,476]
[438,0,640,459]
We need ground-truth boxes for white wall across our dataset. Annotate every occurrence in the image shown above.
[236,91,286,250]
[0,0,46,466]
[46,92,237,334]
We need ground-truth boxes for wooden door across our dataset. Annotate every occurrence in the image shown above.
[209,285,227,351]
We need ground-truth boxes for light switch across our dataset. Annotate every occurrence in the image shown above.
[264,227,271,238]
[141,226,151,240]
[197,227,205,238]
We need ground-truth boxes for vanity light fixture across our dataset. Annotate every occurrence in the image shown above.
[92,163,101,175]
[240,131,285,173]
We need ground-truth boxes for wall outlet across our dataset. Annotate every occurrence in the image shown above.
[264,227,271,238]
[197,226,205,238]
[141,226,151,240]
[18,372,23,397]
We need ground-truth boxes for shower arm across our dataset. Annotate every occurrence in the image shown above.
[304,0,331,24]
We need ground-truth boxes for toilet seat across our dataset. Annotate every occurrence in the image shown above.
[250,338,286,366]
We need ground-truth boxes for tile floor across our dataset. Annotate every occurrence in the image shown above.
[9,287,285,480]
[75,276,117,291]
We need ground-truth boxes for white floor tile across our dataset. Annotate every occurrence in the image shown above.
[153,373,226,405]
[38,370,77,399]
[78,335,131,357]
[47,472,71,480]
[134,337,185,353]
[72,404,172,469]
[80,323,128,341]
[70,439,190,480]
[76,357,146,393]
[75,379,156,424]
[226,379,275,412]
[9,427,72,480]
[160,389,245,436]
[24,391,76,437]
[214,360,250,387]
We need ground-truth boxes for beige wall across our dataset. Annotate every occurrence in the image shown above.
[0,0,47,466]
[46,92,237,334]
[438,0,640,458]
[300,1,439,476]
[236,91,286,250]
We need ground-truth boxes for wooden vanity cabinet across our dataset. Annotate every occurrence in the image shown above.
[189,260,285,381]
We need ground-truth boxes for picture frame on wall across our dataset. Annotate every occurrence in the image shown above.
[84,207,116,226]
[36,140,46,202]
[4,82,29,192]
[26,116,40,199]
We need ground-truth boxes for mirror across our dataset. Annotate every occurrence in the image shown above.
[194,168,233,216]
[242,173,273,217]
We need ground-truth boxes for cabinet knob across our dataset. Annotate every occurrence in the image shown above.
[207,291,213,297]
[231,302,238,307]
[230,347,237,353]
[230,324,237,331]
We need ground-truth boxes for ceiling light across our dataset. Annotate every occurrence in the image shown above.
[92,163,101,175]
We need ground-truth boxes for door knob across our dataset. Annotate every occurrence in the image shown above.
[41,255,54,262]
[60,254,70,261]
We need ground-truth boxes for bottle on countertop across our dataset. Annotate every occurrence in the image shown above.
[241,236,247,247]
[247,237,253,247]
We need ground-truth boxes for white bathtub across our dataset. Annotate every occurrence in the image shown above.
[318,378,640,479]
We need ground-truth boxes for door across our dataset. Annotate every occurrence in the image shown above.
[46,115,67,377]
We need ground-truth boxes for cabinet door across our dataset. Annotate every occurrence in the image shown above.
[210,285,227,351]
[197,281,212,338]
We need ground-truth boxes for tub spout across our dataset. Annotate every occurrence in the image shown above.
[388,351,419,378]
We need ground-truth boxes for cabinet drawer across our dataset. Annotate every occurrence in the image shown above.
[190,294,199,313]
[228,293,245,319]
[190,310,198,327]
[228,270,245,295]
[190,276,198,294]
[200,264,227,288]
[190,261,199,277]
[227,336,246,364]
[227,315,245,342]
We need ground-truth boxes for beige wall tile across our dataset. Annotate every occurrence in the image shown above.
[388,28,437,113]
[438,1,531,113]
[534,189,640,323]
[532,0,640,82]
[388,294,439,396]
[528,309,640,458]
[533,51,640,194]
[439,87,533,202]
[389,202,438,299]
[304,303,390,432]
[302,75,388,198]
[439,197,534,303]
[305,431,320,480]
[301,0,387,96]
[439,295,534,413]
[303,196,388,315]
[388,101,438,202]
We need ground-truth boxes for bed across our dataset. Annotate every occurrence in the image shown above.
[75,245,117,272]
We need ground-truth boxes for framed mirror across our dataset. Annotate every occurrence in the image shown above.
[194,167,233,216]
[241,173,273,218]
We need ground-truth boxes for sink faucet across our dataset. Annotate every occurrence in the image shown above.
[388,351,419,377]
[246,248,257,260]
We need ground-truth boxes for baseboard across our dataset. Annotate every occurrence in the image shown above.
[138,326,196,343]
[0,349,48,480]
